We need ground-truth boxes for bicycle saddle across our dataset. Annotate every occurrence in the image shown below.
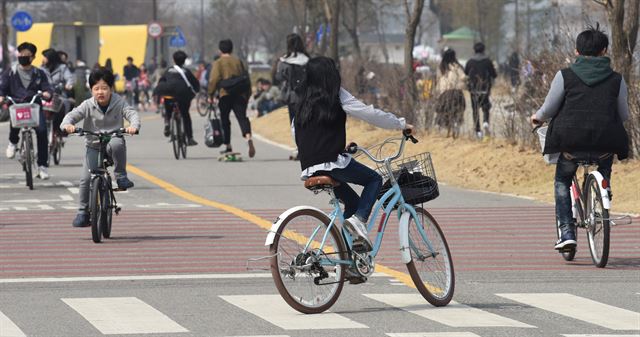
[304,175,340,191]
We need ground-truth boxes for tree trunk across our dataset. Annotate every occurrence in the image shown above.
[404,0,425,117]
[323,0,340,62]
[596,0,640,82]
[343,0,362,62]
[1,0,8,71]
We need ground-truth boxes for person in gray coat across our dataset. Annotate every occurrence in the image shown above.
[61,68,140,227]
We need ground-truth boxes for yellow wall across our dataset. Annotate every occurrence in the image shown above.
[98,25,148,92]
[16,23,54,66]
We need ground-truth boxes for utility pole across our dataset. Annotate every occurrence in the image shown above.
[1,0,9,71]
[200,0,204,61]
[153,0,158,61]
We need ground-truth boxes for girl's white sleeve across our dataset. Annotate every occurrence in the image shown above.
[340,88,406,129]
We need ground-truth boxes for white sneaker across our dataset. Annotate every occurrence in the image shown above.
[38,166,49,180]
[6,143,16,159]
[475,131,483,139]
[482,122,490,135]
[343,215,372,252]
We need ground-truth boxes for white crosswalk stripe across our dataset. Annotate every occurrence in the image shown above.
[497,293,640,331]
[220,295,368,330]
[61,297,188,334]
[0,310,26,337]
[365,293,534,328]
[386,333,482,337]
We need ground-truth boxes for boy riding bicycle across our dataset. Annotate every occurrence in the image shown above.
[530,25,630,251]
[61,68,140,227]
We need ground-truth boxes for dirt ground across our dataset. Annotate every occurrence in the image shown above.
[252,107,640,214]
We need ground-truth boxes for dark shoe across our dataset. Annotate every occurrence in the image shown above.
[72,213,90,227]
[220,148,233,155]
[555,225,577,250]
[248,139,256,158]
[163,124,170,137]
[116,177,134,190]
[187,138,198,146]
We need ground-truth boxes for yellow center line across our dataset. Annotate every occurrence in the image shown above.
[126,163,418,289]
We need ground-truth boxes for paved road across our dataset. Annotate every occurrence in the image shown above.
[0,111,638,337]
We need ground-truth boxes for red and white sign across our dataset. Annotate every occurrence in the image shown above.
[15,107,32,121]
[148,22,163,39]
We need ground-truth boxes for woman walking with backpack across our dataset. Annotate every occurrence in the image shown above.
[275,33,309,160]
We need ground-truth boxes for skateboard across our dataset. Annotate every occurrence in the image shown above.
[219,152,243,162]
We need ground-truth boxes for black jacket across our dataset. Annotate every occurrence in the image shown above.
[295,105,347,170]
[464,53,497,92]
[154,65,200,101]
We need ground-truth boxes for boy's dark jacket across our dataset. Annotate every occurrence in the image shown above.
[544,56,629,160]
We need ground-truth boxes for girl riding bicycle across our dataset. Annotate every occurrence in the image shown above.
[294,56,412,252]
[61,68,140,228]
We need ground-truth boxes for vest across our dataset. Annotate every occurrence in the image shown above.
[544,68,629,160]
[295,105,347,170]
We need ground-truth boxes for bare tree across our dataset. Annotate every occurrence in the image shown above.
[1,0,8,71]
[322,0,340,61]
[342,0,362,62]
[403,0,425,116]
[592,0,640,82]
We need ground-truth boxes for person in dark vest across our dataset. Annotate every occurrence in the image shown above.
[464,42,497,139]
[531,24,630,251]
[295,56,412,254]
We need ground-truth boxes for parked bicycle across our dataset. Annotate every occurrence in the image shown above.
[6,92,43,190]
[163,96,187,160]
[264,130,454,314]
[535,125,631,267]
[195,89,209,117]
[71,127,137,243]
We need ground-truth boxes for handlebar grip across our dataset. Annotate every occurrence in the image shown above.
[345,142,358,154]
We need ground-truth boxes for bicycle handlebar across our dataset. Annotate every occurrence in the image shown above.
[72,128,139,137]
[349,129,417,164]
[5,91,43,105]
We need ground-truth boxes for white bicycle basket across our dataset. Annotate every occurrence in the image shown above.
[536,126,560,164]
[9,103,40,128]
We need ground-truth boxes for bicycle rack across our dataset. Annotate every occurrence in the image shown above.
[246,253,278,272]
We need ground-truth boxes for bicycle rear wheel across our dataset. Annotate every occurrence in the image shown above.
[406,207,454,306]
[179,121,187,159]
[586,175,610,268]
[89,177,104,243]
[23,134,34,190]
[270,208,347,314]
[170,117,180,160]
[52,133,62,165]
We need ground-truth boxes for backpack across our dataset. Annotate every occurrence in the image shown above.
[286,63,307,93]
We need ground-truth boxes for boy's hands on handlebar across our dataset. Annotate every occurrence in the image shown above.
[64,125,76,134]
[125,127,138,135]
[42,92,52,100]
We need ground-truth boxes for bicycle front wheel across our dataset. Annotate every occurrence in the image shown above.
[586,175,610,268]
[170,117,180,160]
[406,207,454,306]
[23,134,34,190]
[102,182,113,239]
[197,93,208,117]
[179,120,187,159]
[270,208,347,314]
[89,177,104,243]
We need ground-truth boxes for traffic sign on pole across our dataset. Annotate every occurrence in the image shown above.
[148,22,163,39]
[169,27,186,48]
[11,11,33,32]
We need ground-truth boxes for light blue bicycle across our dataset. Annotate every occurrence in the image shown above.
[265,131,454,314]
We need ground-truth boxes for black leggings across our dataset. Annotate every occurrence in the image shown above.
[219,94,251,145]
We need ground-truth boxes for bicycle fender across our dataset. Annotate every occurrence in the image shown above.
[264,205,328,246]
[589,170,611,209]
[398,211,412,264]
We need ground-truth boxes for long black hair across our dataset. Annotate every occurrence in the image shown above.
[285,33,308,58]
[42,48,62,73]
[294,56,344,128]
[439,48,462,75]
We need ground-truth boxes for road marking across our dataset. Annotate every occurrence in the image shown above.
[126,164,419,290]
[365,293,534,328]
[220,295,367,330]
[58,181,73,187]
[497,293,640,330]
[62,297,188,334]
[562,335,640,337]
[0,310,26,337]
[0,273,274,283]
[387,333,482,337]
[67,187,79,194]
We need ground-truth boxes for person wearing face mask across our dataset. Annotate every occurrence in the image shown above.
[0,42,54,179]
[60,67,140,227]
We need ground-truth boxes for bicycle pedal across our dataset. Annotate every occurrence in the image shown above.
[114,206,121,214]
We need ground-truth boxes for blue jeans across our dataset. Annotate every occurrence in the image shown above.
[319,159,382,222]
[555,152,613,229]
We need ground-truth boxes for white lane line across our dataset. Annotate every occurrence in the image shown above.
[58,181,73,187]
[0,273,275,283]
[563,335,640,337]
[365,294,534,328]
[13,207,27,211]
[220,295,368,330]
[62,297,188,334]
[0,310,27,337]
[67,187,79,194]
[59,194,73,201]
[387,333,482,337]
[498,293,640,331]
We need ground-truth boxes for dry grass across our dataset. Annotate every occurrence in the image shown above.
[253,108,640,214]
